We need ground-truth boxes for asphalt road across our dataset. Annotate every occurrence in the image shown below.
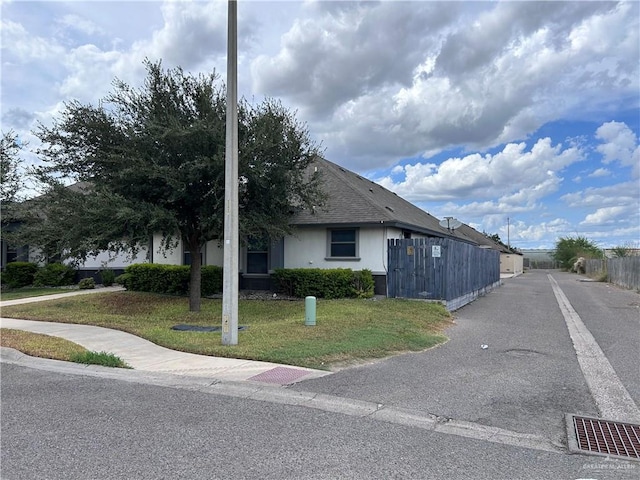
[294,270,633,445]
[2,269,639,479]
[2,363,635,480]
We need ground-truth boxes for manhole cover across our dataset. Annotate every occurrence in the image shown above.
[567,414,640,461]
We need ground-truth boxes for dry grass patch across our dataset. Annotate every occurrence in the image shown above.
[0,328,87,361]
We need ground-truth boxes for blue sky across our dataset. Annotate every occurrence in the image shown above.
[1,0,639,249]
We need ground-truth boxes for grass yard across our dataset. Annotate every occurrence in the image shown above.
[0,291,453,369]
[0,287,77,302]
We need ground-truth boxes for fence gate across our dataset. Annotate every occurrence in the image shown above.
[387,238,447,300]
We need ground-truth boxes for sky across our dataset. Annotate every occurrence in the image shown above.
[1,0,639,250]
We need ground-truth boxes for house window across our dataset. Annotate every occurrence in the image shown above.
[183,250,204,266]
[246,237,269,274]
[328,229,358,258]
[6,245,18,264]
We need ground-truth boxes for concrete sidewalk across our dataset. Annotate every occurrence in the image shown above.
[0,289,330,385]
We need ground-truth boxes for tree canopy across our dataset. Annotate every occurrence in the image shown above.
[552,235,603,270]
[1,130,24,221]
[23,60,325,311]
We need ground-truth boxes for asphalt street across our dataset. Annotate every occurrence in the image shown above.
[292,270,640,444]
[2,269,639,479]
[2,362,636,480]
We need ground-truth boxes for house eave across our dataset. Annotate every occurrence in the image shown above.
[290,220,478,245]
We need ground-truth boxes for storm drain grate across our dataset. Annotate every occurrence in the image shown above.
[567,414,640,461]
[249,366,311,385]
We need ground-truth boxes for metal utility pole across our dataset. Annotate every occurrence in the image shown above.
[507,217,510,249]
[222,0,238,345]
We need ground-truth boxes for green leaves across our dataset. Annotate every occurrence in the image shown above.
[21,59,325,310]
[553,235,604,270]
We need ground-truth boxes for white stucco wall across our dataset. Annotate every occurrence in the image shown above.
[152,233,182,265]
[77,248,148,269]
[284,226,404,274]
[151,234,225,267]
[205,240,224,267]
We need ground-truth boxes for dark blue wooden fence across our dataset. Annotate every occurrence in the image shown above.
[387,238,500,310]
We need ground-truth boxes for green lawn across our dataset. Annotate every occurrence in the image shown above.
[0,291,453,369]
[0,287,77,302]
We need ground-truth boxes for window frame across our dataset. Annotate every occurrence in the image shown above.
[245,236,270,274]
[326,228,360,261]
[183,248,204,266]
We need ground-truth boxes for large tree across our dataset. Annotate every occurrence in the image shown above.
[26,60,324,311]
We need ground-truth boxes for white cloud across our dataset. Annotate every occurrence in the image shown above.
[252,1,638,169]
[0,19,65,60]
[595,121,640,178]
[581,205,631,226]
[587,168,611,178]
[56,14,105,37]
[561,181,639,208]
[511,218,573,243]
[376,137,581,203]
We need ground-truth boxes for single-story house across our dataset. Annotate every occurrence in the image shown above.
[6,157,502,296]
[144,157,501,295]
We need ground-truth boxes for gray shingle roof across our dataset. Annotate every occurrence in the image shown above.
[453,223,509,252]
[291,157,475,243]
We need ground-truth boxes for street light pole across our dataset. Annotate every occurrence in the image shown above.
[222,0,238,345]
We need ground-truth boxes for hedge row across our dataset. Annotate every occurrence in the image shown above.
[2,262,75,288]
[273,268,374,299]
[3,261,375,300]
[116,264,223,296]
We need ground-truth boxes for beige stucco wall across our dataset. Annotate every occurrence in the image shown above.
[500,253,524,275]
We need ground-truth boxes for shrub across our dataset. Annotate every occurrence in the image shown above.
[115,273,131,288]
[78,277,95,289]
[100,269,116,287]
[273,268,375,299]
[122,263,223,296]
[2,262,39,288]
[353,269,375,298]
[33,263,76,287]
[201,265,223,296]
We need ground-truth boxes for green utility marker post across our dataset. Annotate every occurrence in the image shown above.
[305,296,316,326]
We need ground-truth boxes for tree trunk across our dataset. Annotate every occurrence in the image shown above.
[188,240,202,312]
